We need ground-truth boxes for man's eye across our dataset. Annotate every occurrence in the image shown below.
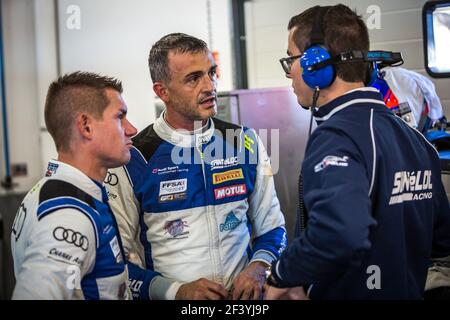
[188,76,200,83]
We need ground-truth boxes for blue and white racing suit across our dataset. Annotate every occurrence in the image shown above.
[107,113,287,299]
[11,160,131,300]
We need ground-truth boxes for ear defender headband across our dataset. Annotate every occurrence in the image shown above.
[300,6,404,89]
[300,6,334,89]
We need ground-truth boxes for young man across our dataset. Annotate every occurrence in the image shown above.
[107,33,286,300]
[265,5,450,299]
[11,72,137,299]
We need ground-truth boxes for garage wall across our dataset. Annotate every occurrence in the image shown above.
[0,0,43,194]
[245,0,450,117]
[0,0,234,193]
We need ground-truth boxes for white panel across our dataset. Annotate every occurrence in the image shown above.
[256,78,290,89]
[1,0,42,194]
[57,0,233,131]
[245,0,257,88]
[210,0,233,91]
[34,0,58,129]
[253,25,288,53]
[368,9,422,43]
[255,52,286,79]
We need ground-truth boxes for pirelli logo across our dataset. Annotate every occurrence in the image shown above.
[212,169,244,185]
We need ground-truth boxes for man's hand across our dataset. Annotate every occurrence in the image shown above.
[175,278,228,300]
[264,285,309,300]
[230,261,268,300]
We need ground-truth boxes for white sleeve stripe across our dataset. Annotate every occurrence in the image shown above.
[369,108,376,196]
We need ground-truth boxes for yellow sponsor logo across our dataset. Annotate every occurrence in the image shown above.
[244,134,255,154]
[212,169,244,185]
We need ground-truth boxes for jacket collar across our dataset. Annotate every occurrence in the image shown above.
[153,110,215,148]
[45,160,104,202]
[313,87,386,124]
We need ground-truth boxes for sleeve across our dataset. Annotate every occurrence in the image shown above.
[246,129,287,266]
[273,127,377,288]
[12,209,96,300]
[107,167,183,300]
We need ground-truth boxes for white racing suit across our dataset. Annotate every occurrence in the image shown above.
[11,160,131,300]
[107,114,287,299]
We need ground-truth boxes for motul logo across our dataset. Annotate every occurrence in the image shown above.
[214,184,247,200]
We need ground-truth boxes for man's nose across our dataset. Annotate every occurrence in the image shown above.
[125,119,137,137]
[202,74,216,92]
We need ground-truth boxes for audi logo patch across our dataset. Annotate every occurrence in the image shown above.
[104,172,119,186]
[53,227,89,251]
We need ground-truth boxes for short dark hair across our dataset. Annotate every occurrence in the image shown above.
[44,71,123,151]
[288,4,370,83]
[148,33,208,84]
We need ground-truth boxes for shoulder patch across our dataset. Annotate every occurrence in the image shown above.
[213,118,244,152]
[132,124,164,162]
[39,179,94,207]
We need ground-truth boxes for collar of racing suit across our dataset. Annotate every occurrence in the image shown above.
[312,87,385,125]
[153,110,215,148]
[45,159,105,202]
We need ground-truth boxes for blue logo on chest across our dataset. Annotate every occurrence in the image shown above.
[220,212,242,232]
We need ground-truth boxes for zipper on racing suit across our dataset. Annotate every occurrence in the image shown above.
[196,139,224,285]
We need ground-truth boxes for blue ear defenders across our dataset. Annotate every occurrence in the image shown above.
[301,46,335,89]
[298,6,403,90]
[300,6,335,89]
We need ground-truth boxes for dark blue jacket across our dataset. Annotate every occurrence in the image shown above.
[272,87,450,299]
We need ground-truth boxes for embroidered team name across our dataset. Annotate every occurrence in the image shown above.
[389,170,433,205]
[214,184,247,200]
[212,169,244,185]
[210,156,238,171]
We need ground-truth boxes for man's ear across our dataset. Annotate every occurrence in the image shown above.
[153,82,169,103]
[75,113,94,140]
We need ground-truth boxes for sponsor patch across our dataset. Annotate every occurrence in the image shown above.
[107,191,117,200]
[219,212,242,232]
[389,170,433,205]
[53,227,89,251]
[214,184,247,200]
[110,236,123,263]
[159,192,187,203]
[210,156,239,171]
[104,172,118,186]
[48,248,84,267]
[46,162,59,177]
[152,166,189,175]
[159,178,187,196]
[314,155,349,173]
[163,219,190,239]
[244,134,255,154]
[212,168,244,185]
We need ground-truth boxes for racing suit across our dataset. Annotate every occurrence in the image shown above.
[107,113,287,300]
[270,87,450,299]
[11,160,131,300]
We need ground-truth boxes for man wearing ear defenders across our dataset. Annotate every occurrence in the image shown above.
[264,4,450,299]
